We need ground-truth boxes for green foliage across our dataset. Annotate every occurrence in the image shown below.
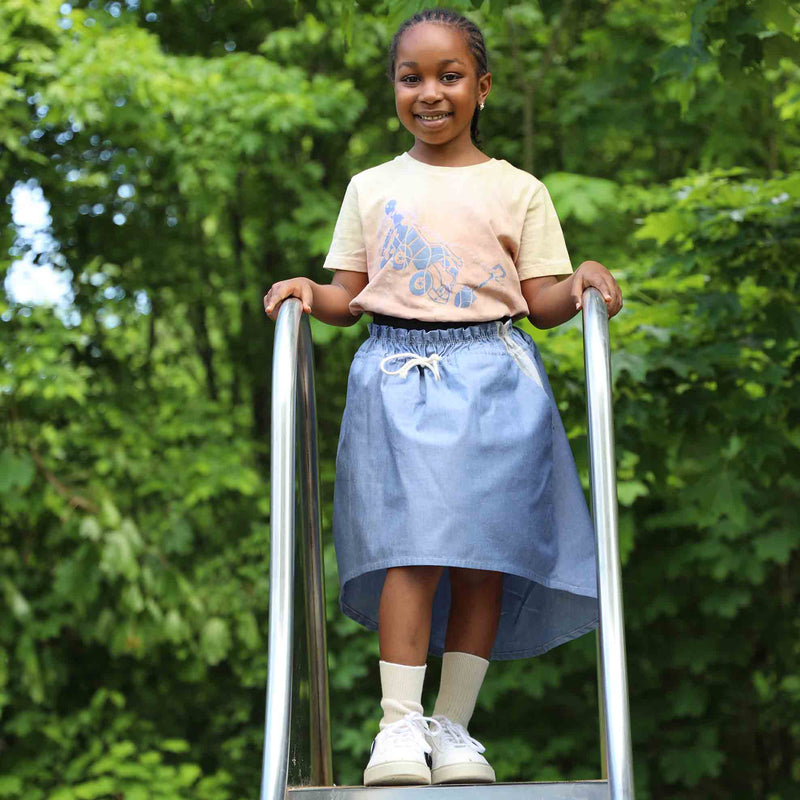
[1,1,799,798]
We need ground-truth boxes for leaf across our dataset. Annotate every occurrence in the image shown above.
[617,479,648,506]
[0,449,36,493]
[2,579,31,621]
[160,738,190,753]
[753,529,799,565]
[544,173,620,225]
[73,777,116,799]
[100,531,139,581]
[236,611,260,649]
[99,498,122,529]
[79,517,102,541]
[200,618,231,665]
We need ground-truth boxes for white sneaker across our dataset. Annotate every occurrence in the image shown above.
[427,715,496,784]
[363,712,443,786]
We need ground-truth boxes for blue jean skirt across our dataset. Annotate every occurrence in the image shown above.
[332,319,598,660]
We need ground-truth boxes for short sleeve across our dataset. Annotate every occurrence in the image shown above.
[322,179,367,273]
[516,183,573,281]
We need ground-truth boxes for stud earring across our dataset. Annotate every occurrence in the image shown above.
[479,101,485,110]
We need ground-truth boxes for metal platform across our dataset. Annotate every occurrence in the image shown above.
[288,780,609,799]
[263,290,634,800]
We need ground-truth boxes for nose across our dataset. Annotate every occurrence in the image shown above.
[418,77,443,103]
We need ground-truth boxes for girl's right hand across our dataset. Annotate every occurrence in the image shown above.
[263,277,314,321]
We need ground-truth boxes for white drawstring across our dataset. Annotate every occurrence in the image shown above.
[496,321,544,389]
[380,352,443,381]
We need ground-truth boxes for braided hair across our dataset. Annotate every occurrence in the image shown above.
[387,8,489,147]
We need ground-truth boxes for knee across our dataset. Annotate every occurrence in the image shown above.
[387,565,444,596]
[450,567,503,595]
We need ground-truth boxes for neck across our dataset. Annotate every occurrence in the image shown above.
[408,138,490,167]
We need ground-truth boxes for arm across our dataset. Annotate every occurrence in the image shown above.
[520,260,623,329]
[263,269,369,327]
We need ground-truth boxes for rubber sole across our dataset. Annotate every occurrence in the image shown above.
[363,760,431,786]
[432,762,496,784]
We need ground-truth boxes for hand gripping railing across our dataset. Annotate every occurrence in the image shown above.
[261,289,634,799]
[582,286,635,800]
[261,298,332,800]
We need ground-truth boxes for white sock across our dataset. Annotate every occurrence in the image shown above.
[432,651,489,729]
[378,660,427,731]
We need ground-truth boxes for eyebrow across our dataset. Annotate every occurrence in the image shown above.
[398,58,465,69]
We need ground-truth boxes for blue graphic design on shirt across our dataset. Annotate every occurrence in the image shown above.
[379,200,505,308]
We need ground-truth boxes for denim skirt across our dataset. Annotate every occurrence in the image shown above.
[332,319,598,660]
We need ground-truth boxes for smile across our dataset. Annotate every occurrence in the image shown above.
[415,113,452,120]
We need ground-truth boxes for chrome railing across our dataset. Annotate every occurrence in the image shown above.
[261,299,332,800]
[262,288,634,799]
[582,287,635,800]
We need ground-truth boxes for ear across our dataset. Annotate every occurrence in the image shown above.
[478,72,492,105]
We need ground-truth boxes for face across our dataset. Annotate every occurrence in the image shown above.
[393,23,491,152]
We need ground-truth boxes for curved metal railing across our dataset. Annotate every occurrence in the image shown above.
[582,286,635,800]
[261,288,634,799]
[261,299,332,800]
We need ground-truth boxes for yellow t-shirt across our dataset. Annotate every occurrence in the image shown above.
[323,152,573,321]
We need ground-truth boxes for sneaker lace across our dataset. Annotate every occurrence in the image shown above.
[380,712,443,753]
[434,716,486,754]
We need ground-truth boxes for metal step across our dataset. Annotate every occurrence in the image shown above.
[288,780,609,799]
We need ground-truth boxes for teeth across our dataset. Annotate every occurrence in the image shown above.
[418,114,449,120]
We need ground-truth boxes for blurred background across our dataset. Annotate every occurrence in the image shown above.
[1,1,798,798]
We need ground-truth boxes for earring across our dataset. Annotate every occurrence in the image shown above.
[479,101,485,110]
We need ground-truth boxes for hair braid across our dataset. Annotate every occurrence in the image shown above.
[387,8,489,147]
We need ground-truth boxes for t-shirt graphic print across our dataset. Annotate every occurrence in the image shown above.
[379,198,507,310]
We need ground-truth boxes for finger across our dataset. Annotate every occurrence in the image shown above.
[266,287,292,319]
[597,276,615,303]
[264,284,282,311]
[300,284,313,314]
[588,276,614,305]
[571,275,584,310]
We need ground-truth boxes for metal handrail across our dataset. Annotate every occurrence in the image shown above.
[262,291,633,799]
[261,299,332,800]
[582,287,635,799]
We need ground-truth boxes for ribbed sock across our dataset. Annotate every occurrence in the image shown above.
[432,651,489,729]
[378,660,427,731]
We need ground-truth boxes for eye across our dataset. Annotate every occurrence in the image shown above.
[441,73,461,83]
[400,75,420,84]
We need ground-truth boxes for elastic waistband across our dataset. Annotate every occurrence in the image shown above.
[371,313,512,331]
[368,318,516,346]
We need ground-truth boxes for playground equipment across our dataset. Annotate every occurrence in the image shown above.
[261,288,634,799]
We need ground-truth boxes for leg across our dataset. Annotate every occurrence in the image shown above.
[434,568,503,728]
[379,564,445,664]
[375,565,444,730]
[364,566,446,787]
[427,569,504,786]
[444,567,503,658]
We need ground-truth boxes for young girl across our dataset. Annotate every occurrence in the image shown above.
[264,8,622,788]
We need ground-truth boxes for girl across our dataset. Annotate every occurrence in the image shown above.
[264,7,622,788]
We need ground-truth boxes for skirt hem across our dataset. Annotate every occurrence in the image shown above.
[340,597,599,661]
[338,554,598,601]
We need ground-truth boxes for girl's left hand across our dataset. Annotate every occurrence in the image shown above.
[570,260,623,317]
